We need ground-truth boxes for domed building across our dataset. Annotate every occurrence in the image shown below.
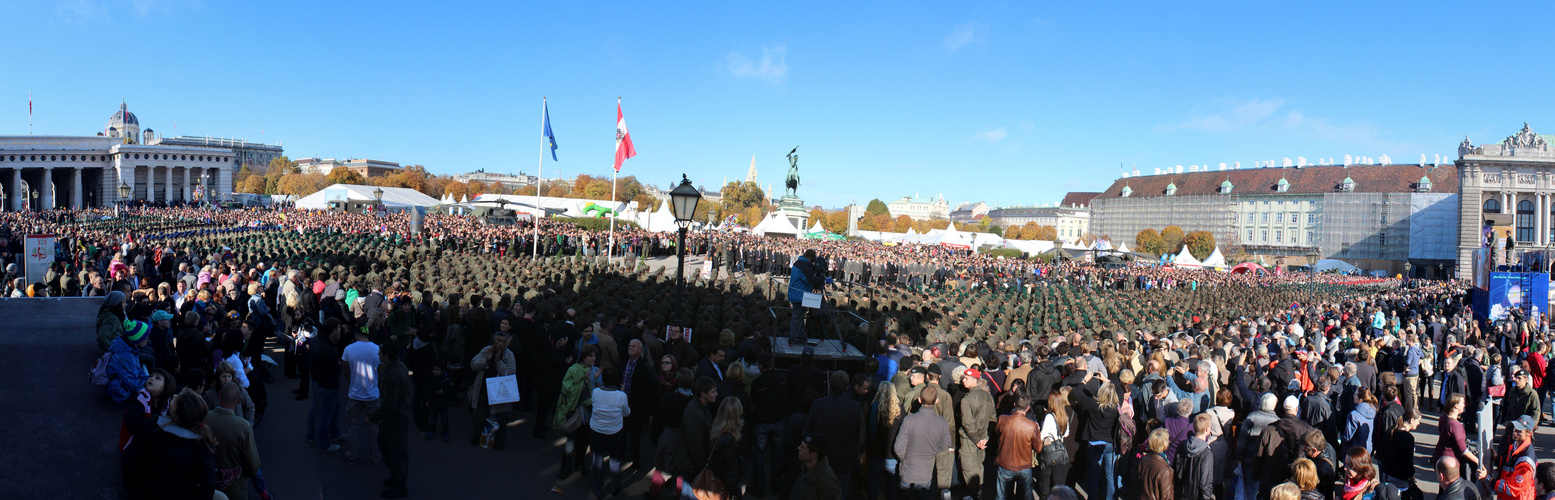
[0,101,281,210]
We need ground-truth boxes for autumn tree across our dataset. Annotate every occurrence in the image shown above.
[1160,226,1186,255]
[988,225,1003,237]
[808,209,827,230]
[720,181,767,213]
[236,175,267,194]
[692,199,722,224]
[1036,225,1059,241]
[277,173,325,197]
[894,215,914,233]
[1003,225,1023,240]
[583,181,612,200]
[1184,230,1218,260]
[265,156,300,176]
[1136,228,1166,256]
[826,210,849,233]
[326,166,367,186]
[742,205,765,226]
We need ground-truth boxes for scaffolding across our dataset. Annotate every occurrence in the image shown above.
[1320,192,1412,263]
[1092,195,1237,249]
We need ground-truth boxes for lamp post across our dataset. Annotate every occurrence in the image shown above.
[669,175,702,328]
[116,181,131,214]
[373,187,385,214]
[1403,261,1412,283]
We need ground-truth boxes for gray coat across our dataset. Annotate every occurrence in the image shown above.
[893,408,952,486]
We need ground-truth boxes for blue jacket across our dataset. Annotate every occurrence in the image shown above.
[1342,401,1376,452]
[106,337,149,404]
[788,256,816,303]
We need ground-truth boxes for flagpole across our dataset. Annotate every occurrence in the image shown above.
[533,97,544,258]
[608,97,619,267]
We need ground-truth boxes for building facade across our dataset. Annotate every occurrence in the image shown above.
[1455,123,1555,273]
[297,158,402,178]
[949,202,991,223]
[0,136,233,209]
[987,205,1093,241]
[1092,163,1458,275]
[152,136,282,174]
[888,194,950,220]
[451,171,538,191]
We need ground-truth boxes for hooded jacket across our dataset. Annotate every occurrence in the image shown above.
[107,336,149,404]
[1343,402,1377,452]
[1175,436,1215,500]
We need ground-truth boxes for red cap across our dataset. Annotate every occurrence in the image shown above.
[963,368,982,380]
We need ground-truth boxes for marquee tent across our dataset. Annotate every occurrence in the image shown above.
[1313,259,1363,274]
[1171,248,1203,268]
[1200,247,1227,268]
[1230,262,1268,274]
[751,212,802,237]
[294,184,440,212]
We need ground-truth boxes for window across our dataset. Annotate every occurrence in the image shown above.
[1308,214,1317,224]
[1275,230,1283,244]
[1261,230,1268,242]
[1262,213,1269,223]
[1485,199,1502,213]
[1262,200,1269,205]
[1247,230,1254,242]
[1276,212,1284,223]
[1307,231,1316,244]
[1518,200,1535,242]
[1309,200,1317,207]
[1291,213,1299,223]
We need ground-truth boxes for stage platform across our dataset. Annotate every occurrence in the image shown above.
[771,337,867,361]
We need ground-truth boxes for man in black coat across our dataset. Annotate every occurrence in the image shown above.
[787,349,827,401]
[803,371,865,498]
[696,347,727,382]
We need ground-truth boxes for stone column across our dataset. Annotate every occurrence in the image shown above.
[184,167,193,202]
[41,167,54,210]
[71,167,82,209]
[163,167,173,203]
[10,168,20,212]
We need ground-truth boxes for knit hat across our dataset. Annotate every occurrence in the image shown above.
[123,320,150,344]
[105,290,126,308]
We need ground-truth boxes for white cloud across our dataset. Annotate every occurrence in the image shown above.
[975,128,1007,143]
[944,23,982,52]
[1281,111,1412,151]
[727,45,788,84]
[1160,98,1285,134]
[56,0,106,22]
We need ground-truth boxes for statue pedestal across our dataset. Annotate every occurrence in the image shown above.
[778,195,809,232]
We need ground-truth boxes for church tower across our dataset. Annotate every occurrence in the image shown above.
[745,155,758,184]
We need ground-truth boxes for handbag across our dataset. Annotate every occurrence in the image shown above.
[1039,438,1070,467]
[561,406,586,433]
[690,432,732,500]
[1489,384,1507,398]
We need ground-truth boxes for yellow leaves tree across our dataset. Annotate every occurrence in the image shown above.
[326,166,366,186]
[894,215,914,233]
[236,175,267,194]
[277,173,325,197]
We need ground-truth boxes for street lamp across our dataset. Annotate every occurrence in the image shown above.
[117,180,132,202]
[669,174,702,327]
[1403,261,1413,282]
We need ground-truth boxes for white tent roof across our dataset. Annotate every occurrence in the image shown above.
[1001,239,1055,255]
[1313,259,1362,274]
[294,184,441,210]
[752,212,802,236]
[1171,248,1202,267]
[809,221,825,233]
[905,227,918,236]
[1116,242,1130,253]
[1200,247,1227,268]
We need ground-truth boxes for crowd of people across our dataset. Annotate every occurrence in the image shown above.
[16,204,1545,500]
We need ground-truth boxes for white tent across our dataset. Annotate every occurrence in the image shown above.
[294,184,440,211]
[969,232,1003,249]
[752,212,802,237]
[637,200,679,233]
[1116,242,1131,253]
[460,194,469,204]
[1002,239,1055,255]
[1313,259,1362,274]
[1200,247,1227,268]
[808,221,825,234]
[1171,248,1202,268]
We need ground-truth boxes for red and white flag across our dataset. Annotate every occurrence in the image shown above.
[613,103,636,171]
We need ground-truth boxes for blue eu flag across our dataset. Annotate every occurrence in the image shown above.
[543,101,559,161]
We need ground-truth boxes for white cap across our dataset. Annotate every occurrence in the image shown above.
[1283,395,1301,409]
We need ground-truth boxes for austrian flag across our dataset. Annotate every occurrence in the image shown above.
[613,103,636,171]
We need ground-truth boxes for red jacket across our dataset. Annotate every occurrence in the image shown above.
[1495,439,1537,500]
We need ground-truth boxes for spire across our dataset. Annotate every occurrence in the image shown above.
[746,155,758,184]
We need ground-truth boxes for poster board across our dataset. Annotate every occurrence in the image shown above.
[802,292,822,309]
[24,234,55,287]
[485,375,520,405]
[701,260,713,279]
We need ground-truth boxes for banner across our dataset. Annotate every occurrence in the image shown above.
[24,234,55,287]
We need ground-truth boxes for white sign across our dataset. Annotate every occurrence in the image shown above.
[485,375,521,405]
[701,260,713,279]
[802,291,822,309]
[24,234,55,287]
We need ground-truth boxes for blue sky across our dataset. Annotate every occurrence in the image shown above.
[5,1,1555,209]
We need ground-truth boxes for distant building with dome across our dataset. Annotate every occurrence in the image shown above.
[0,101,282,209]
